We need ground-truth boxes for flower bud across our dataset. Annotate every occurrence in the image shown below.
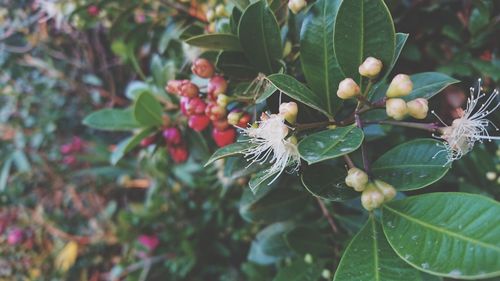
[87,5,99,17]
[279,102,298,124]
[206,9,215,22]
[386,98,408,120]
[386,74,413,98]
[374,180,396,202]
[188,115,210,132]
[337,78,360,100]
[237,113,252,128]
[358,57,383,79]
[361,183,385,211]
[288,0,307,14]
[168,144,189,163]
[163,127,182,145]
[217,94,229,107]
[304,253,313,264]
[406,98,429,119]
[227,110,243,126]
[215,4,228,17]
[166,80,183,95]
[7,228,24,246]
[191,58,215,78]
[345,167,369,192]
[180,81,199,98]
[207,76,228,99]
[138,234,160,252]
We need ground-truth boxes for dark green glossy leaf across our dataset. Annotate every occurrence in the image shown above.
[372,139,450,191]
[205,142,251,167]
[300,164,358,201]
[216,51,258,79]
[111,128,155,165]
[83,108,140,131]
[300,0,344,115]
[334,0,395,84]
[383,193,500,279]
[266,74,331,118]
[285,226,333,257]
[230,0,251,11]
[298,125,364,164]
[238,1,282,74]
[184,33,242,51]
[334,217,423,281]
[402,72,460,101]
[133,92,163,127]
[248,222,295,265]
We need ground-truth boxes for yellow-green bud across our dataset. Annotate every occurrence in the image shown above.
[279,102,298,124]
[217,94,229,107]
[358,57,383,79]
[337,78,361,100]
[386,98,408,120]
[304,253,313,264]
[206,9,215,22]
[321,269,331,279]
[386,74,413,98]
[227,111,243,126]
[374,180,397,202]
[361,183,385,211]
[407,98,429,119]
[345,167,369,192]
[215,4,228,17]
[288,0,307,14]
[486,172,497,181]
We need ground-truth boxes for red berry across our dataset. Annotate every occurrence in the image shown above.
[212,127,236,147]
[205,102,227,121]
[166,80,183,95]
[212,119,230,130]
[237,113,252,127]
[168,145,188,163]
[60,144,73,155]
[207,76,228,100]
[180,81,199,98]
[140,135,156,147]
[191,58,215,78]
[162,127,182,145]
[71,137,84,152]
[87,5,99,17]
[188,115,210,132]
[185,98,207,115]
[138,234,160,252]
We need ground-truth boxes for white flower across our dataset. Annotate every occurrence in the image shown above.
[435,79,499,164]
[240,113,300,187]
[36,0,76,29]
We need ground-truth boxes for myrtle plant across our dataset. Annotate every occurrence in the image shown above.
[78,0,500,280]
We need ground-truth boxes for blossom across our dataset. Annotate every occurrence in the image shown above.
[436,79,499,163]
[239,113,300,188]
[36,0,76,29]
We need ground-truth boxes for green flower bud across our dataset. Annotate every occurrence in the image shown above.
[407,98,429,119]
[279,102,298,124]
[337,78,361,100]
[386,98,408,120]
[345,167,369,192]
[288,0,307,14]
[374,180,397,202]
[217,94,229,107]
[215,4,228,17]
[304,253,313,264]
[358,57,383,79]
[386,74,413,98]
[361,183,385,211]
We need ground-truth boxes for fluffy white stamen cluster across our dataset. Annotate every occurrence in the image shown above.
[36,0,75,29]
[436,79,500,164]
[240,113,300,187]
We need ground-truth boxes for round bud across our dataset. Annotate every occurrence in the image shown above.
[361,183,385,211]
[374,180,397,202]
[345,167,369,192]
[217,94,229,107]
[279,102,298,124]
[386,98,408,120]
[166,80,183,95]
[406,98,429,119]
[207,76,228,99]
[206,9,215,22]
[188,115,210,132]
[180,81,199,98]
[288,0,307,14]
[191,58,215,78]
[321,269,332,279]
[337,78,361,100]
[87,5,99,17]
[162,127,182,145]
[237,113,252,128]
[212,127,236,147]
[227,110,243,126]
[215,4,228,17]
[386,74,413,98]
[138,234,160,252]
[358,57,383,79]
[486,171,497,181]
[304,253,313,264]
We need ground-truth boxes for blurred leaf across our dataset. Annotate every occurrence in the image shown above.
[273,258,325,281]
[133,92,163,127]
[248,222,295,265]
[111,128,155,165]
[216,51,258,79]
[382,193,500,279]
[402,72,460,101]
[205,142,251,167]
[83,108,140,131]
[184,33,243,51]
[285,226,334,257]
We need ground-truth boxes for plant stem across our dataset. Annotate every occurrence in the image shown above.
[316,198,339,234]
[343,155,355,169]
[373,120,441,132]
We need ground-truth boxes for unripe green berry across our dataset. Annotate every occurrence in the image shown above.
[407,98,429,119]
[358,57,383,79]
[386,74,413,98]
[374,180,397,202]
[361,183,385,211]
[337,78,360,100]
[386,98,408,120]
[345,167,369,192]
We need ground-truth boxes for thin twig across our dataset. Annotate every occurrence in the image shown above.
[316,198,339,234]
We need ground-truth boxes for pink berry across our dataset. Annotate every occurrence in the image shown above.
[212,127,236,147]
[162,127,182,145]
[140,135,156,147]
[87,5,99,17]
[7,228,24,246]
[166,80,183,95]
[138,234,159,252]
[180,97,190,115]
[188,115,210,132]
[185,98,207,116]
[207,76,227,100]
[180,81,199,98]
[60,144,73,155]
[168,145,189,163]
[191,58,215,78]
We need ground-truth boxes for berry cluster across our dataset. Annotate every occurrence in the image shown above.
[60,137,86,166]
[167,58,239,148]
[141,126,188,164]
[344,167,396,211]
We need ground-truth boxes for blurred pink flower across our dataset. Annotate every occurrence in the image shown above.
[138,234,159,252]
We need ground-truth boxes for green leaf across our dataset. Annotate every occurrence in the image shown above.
[205,142,251,167]
[298,125,364,164]
[402,72,460,101]
[248,222,295,265]
[372,139,450,191]
[266,74,331,118]
[133,92,163,127]
[111,128,155,165]
[300,0,344,115]
[301,164,359,201]
[216,51,258,79]
[334,216,423,281]
[83,108,140,131]
[230,0,251,11]
[273,259,325,281]
[382,193,500,279]
[238,1,282,74]
[334,0,395,84]
[285,226,333,257]
[249,169,278,193]
[184,33,242,51]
